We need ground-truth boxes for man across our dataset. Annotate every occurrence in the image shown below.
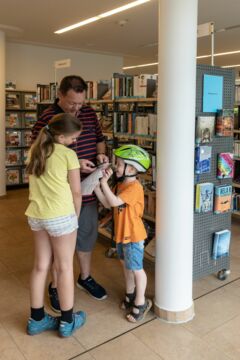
[32,75,108,312]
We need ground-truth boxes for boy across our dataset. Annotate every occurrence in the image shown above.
[94,144,152,322]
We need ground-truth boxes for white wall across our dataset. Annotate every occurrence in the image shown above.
[6,42,123,90]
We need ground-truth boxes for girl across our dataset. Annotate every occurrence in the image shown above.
[94,144,152,322]
[25,113,86,337]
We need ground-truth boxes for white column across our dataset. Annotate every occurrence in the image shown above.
[0,31,6,197]
[155,0,198,323]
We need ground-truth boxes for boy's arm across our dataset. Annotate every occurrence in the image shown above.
[94,183,111,209]
[100,180,124,207]
[68,168,82,217]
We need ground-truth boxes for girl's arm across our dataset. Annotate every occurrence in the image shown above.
[68,169,82,217]
[94,183,111,209]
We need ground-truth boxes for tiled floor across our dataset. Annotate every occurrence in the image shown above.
[0,188,240,360]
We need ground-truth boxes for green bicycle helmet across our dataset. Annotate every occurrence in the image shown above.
[113,144,151,173]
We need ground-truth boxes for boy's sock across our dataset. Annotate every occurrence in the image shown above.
[31,307,45,321]
[61,308,73,323]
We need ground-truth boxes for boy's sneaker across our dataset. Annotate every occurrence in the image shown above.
[48,282,61,313]
[59,311,86,338]
[27,313,59,336]
[76,275,107,300]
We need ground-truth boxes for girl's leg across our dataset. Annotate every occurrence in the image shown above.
[30,230,52,309]
[50,230,77,312]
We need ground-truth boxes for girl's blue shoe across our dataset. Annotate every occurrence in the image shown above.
[27,313,59,335]
[59,311,86,337]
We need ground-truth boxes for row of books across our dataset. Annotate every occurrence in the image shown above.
[6,130,32,147]
[233,140,240,158]
[36,83,57,103]
[86,80,111,100]
[144,191,156,218]
[6,148,29,166]
[112,73,157,99]
[6,167,29,185]
[195,149,234,178]
[6,92,37,110]
[113,113,157,136]
[6,112,37,129]
[195,183,232,214]
[196,110,234,144]
[232,192,240,212]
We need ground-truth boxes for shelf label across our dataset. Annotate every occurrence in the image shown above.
[54,59,71,69]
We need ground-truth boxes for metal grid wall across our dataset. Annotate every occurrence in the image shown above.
[193,64,235,280]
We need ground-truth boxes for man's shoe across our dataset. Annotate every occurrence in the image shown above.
[59,311,86,338]
[48,282,61,313]
[76,275,107,300]
[27,313,59,335]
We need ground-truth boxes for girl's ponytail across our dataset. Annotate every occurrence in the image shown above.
[26,126,55,177]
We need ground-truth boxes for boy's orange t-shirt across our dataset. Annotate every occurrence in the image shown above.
[113,180,147,244]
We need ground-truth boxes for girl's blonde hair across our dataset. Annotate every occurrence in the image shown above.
[26,113,82,177]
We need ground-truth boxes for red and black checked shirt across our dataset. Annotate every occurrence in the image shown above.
[32,99,105,205]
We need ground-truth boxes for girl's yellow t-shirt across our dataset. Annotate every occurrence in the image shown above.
[113,180,147,244]
[25,143,80,219]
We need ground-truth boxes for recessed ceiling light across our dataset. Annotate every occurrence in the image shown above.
[222,64,240,68]
[55,0,150,34]
[123,62,158,70]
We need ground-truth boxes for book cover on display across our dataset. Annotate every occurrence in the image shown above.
[216,109,234,137]
[212,230,231,260]
[6,168,20,185]
[195,146,212,174]
[24,112,37,128]
[23,130,32,147]
[195,182,214,213]
[214,185,232,214]
[217,153,234,179]
[6,131,21,147]
[196,116,215,144]
[5,113,21,128]
[203,74,223,112]
[6,149,21,166]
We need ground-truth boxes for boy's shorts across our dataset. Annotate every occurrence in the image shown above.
[27,214,78,237]
[116,241,145,270]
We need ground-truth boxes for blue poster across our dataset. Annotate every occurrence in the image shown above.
[203,74,223,112]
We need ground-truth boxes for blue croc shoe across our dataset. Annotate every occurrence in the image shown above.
[59,311,86,338]
[27,313,59,335]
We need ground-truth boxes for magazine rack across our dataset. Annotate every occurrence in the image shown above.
[193,64,235,280]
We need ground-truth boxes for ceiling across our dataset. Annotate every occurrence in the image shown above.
[1,0,240,74]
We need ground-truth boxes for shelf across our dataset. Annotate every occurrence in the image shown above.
[233,182,240,188]
[143,214,155,222]
[232,211,240,217]
[234,157,240,161]
[103,132,113,138]
[98,227,112,239]
[115,98,156,103]
[87,99,113,104]
[115,133,156,142]
[234,130,240,134]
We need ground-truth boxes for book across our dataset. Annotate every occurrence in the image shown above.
[195,182,214,213]
[203,74,223,113]
[24,112,37,128]
[6,92,21,109]
[6,131,21,147]
[216,109,234,136]
[217,153,234,179]
[212,229,231,260]
[22,168,29,184]
[5,112,21,128]
[23,130,32,147]
[195,146,212,174]
[214,185,232,214]
[5,149,21,166]
[6,168,20,185]
[23,93,37,109]
[195,116,215,144]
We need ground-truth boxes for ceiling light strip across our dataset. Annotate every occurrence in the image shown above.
[55,0,150,34]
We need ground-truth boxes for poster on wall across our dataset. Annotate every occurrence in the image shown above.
[203,74,223,112]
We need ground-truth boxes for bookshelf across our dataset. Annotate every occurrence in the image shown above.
[5,90,37,186]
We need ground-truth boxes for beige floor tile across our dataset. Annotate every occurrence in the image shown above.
[74,302,154,349]
[133,319,231,360]
[90,332,162,360]
[203,315,240,360]
[1,314,85,360]
[0,322,26,360]
[183,288,240,337]
[72,353,95,360]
